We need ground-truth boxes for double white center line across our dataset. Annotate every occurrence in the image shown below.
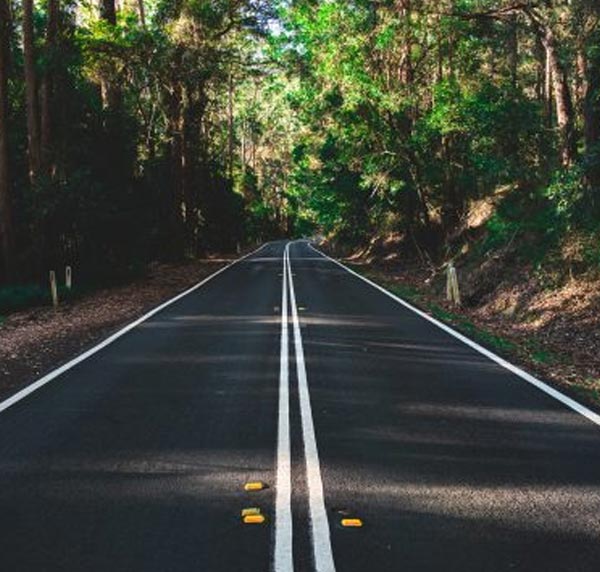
[275,243,336,572]
[275,243,293,569]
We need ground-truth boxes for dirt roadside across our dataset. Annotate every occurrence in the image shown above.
[0,257,235,401]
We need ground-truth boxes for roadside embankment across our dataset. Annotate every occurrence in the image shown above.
[331,232,600,412]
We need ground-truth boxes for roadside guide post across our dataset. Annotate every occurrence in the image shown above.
[446,262,461,307]
[49,270,59,307]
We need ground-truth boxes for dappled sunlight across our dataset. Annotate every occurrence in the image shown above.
[139,314,280,327]
[243,257,284,263]
[0,449,273,504]
[116,352,274,365]
[393,402,586,427]
[305,335,499,372]
[350,479,600,537]
[298,315,386,328]
[317,405,600,454]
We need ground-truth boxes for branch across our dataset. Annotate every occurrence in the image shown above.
[453,2,538,20]
[411,2,540,22]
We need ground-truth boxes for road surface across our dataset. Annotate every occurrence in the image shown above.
[1,240,600,571]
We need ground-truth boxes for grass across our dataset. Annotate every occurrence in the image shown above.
[388,283,422,304]
[0,283,80,316]
[527,346,561,365]
[428,303,518,354]
[571,378,600,404]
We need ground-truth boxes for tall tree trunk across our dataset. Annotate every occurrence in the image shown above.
[23,0,41,182]
[544,42,553,124]
[544,28,576,166]
[575,48,588,113]
[0,0,15,281]
[396,0,413,86]
[584,23,600,191]
[101,0,116,25]
[137,0,146,27]
[534,38,544,103]
[181,85,194,255]
[508,14,518,89]
[100,0,121,110]
[436,32,443,84]
[227,71,234,180]
[167,80,185,259]
[524,8,576,166]
[240,117,246,173]
[40,0,59,177]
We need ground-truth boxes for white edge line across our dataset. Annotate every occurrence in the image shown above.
[274,243,294,572]
[288,242,337,572]
[0,243,270,415]
[308,242,600,428]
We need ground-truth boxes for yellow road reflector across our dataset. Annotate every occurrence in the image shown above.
[241,508,261,517]
[244,481,266,492]
[243,514,266,525]
[341,518,363,528]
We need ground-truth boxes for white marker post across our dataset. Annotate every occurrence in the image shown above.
[49,271,58,307]
[65,266,72,290]
[446,262,461,306]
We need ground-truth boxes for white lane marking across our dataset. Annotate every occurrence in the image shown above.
[274,243,294,572]
[287,243,337,572]
[308,242,600,428]
[0,243,271,415]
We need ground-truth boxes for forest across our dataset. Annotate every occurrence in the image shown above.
[0,1,599,302]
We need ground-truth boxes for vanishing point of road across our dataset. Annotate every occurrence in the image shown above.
[1,240,600,571]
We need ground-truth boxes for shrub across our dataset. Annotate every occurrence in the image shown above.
[0,285,49,315]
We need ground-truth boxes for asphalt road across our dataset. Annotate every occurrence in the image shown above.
[1,240,600,571]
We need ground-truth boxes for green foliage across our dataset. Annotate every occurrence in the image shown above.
[0,284,49,314]
[483,212,521,252]
[3,0,599,295]
[544,165,588,226]
[248,0,555,250]
[480,190,562,266]
[2,0,275,292]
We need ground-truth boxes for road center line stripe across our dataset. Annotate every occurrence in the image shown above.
[0,242,270,415]
[287,243,337,572]
[274,243,294,572]
[308,242,600,428]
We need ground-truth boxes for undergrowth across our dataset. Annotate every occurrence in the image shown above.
[0,284,78,316]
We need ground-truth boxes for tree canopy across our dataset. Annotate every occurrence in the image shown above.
[0,0,599,284]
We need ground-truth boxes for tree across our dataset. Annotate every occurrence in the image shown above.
[522,5,576,166]
[99,0,121,110]
[23,0,41,182]
[581,0,600,190]
[0,0,15,279]
[41,0,60,176]
[1,0,598,288]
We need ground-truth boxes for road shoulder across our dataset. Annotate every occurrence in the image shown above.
[335,254,600,416]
